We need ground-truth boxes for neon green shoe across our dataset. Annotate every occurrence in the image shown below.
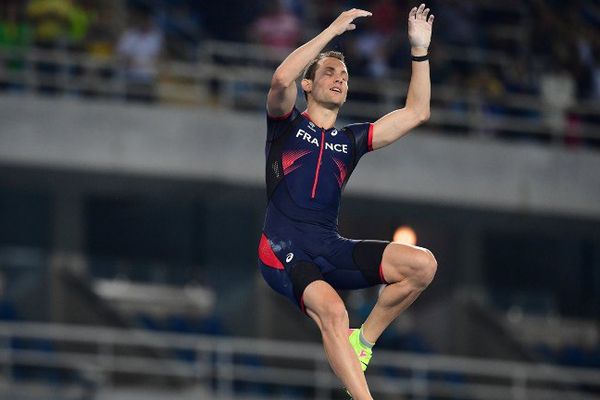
[348,328,373,372]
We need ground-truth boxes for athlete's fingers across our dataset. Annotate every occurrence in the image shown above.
[343,9,371,29]
[347,8,371,14]
[343,8,370,15]
[409,6,417,19]
[428,14,435,25]
[331,9,371,35]
[349,9,372,18]
[423,8,430,19]
[417,3,426,17]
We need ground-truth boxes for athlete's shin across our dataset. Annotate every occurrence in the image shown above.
[320,329,373,400]
[362,280,423,344]
[304,281,373,400]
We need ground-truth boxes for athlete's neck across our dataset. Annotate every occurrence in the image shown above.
[303,103,338,129]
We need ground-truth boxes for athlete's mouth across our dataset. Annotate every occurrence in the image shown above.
[330,87,342,93]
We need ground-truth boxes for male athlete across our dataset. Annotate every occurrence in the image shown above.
[258,4,436,399]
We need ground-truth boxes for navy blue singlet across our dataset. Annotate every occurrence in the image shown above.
[258,107,389,311]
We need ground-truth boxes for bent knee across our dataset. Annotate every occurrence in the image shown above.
[385,244,437,288]
[317,299,348,330]
[413,248,437,289]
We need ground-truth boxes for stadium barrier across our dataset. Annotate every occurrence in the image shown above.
[0,42,598,145]
[0,321,599,400]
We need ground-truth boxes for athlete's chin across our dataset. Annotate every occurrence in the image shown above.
[321,99,345,110]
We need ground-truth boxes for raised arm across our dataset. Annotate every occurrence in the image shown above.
[267,9,372,118]
[372,3,434,150]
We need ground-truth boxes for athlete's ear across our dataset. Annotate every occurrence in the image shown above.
[301,78,312,94]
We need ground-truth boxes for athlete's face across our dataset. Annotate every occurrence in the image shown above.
[303,57,349,109]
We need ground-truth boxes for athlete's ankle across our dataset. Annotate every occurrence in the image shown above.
[359,325,375,349]
[346,386,373,400]
[352,391,374,400]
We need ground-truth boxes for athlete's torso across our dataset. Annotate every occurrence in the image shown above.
[263,107,373,235]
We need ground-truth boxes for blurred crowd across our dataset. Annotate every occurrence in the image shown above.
[0,0,599,140]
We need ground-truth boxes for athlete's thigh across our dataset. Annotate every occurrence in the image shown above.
[258,232,324,311]
[318,237,390,290]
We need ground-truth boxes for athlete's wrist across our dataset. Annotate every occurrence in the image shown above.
[323,25,343,39]
[410,46,428,57]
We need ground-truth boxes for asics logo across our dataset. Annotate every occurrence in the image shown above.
[286,253,294,263]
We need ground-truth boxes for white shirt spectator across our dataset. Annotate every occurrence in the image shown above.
[117,26,163,82]
[540,71,575,133]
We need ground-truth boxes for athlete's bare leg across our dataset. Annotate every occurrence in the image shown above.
[303,280,373,400]
[362,243,437,344]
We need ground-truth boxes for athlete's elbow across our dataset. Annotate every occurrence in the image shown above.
[406,105,430,125]
[417,104,431,124]
[271,71,294,90]
[416,108,430,124]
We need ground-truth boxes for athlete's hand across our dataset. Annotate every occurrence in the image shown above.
[408,3,434,50]
[327,8,372,36]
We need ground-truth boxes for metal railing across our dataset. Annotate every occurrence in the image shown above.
[1,41,599,145]
[0,321,599,400]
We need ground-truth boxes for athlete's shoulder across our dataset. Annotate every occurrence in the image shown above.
[341,121,374,156]
[266,107,302,142]
[342,121,372,134]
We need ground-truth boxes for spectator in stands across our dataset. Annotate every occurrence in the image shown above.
[540,64,576,140]
[162,1,204,61]
[81,5,115,97]
[370,0,401,37]
[65,0,99,95]
[26,0,75,93]
[432,0,479,47]
[26,0,73,48]
[26,0,95,51]
[249,0,301,51]
[117,6,163,102]
[67,0,96,53]
[351,18,390,79]
[84,5,113,61]
[468,66,507,138]
[0,1,31,91]
[573,26,595,100]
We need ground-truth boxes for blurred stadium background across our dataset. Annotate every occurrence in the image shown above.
[0,0,599,399]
